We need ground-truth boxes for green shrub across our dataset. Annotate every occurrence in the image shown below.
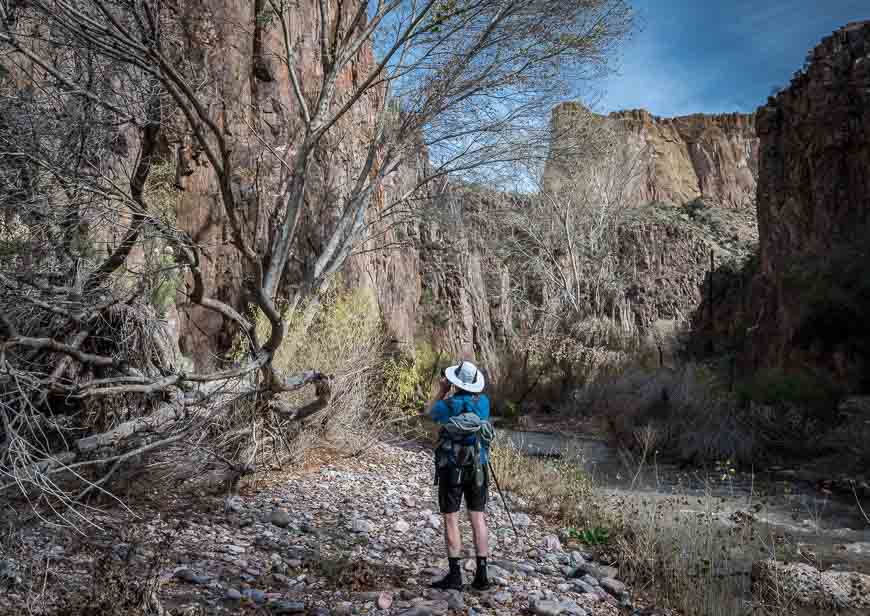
[566,525,611,546]
[380,340,441,413]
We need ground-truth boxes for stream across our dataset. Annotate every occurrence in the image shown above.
[503,429,870,575]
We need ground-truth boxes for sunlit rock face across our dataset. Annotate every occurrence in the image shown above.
[547,103,759,210]
[540,103,759,353]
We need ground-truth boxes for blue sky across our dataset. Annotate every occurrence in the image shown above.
[593,0,868,117]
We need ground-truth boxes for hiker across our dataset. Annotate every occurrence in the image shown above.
[421,360,492,591]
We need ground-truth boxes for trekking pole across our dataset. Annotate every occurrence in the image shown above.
[488,461,520,540]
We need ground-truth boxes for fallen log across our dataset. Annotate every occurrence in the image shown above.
[75,402,185,453]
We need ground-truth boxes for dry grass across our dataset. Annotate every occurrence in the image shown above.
[489,440,604,529]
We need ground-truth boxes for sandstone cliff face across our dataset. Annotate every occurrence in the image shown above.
[542,104,760,346]
[695,21,870,390]
[549,105,759,209]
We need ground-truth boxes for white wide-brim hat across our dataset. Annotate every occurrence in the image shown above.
[445,360,485,393]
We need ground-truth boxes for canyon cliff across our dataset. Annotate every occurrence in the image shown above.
[132,1,769,381]
[164,0,427,369]
[0,1,779,388]
[539,104,759,347]
[694,21,870,391]
[547,104,759,209]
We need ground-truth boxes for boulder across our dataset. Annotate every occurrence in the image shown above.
[599,577,626,597]
[270,509,292,528]
[751,559,870,615]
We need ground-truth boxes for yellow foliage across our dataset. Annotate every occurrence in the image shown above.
[379,340,440,414]
[244,281,383,376]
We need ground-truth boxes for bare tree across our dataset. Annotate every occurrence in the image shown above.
[0,0,632,513]
[490,107,646,396]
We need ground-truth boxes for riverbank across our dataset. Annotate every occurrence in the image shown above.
[495,426,870,616]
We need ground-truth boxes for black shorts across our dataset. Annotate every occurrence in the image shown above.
[437,464,488,514]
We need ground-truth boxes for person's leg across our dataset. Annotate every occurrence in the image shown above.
[443,512,462,557]
[432,468,464,590]
[468,510,489,557]
[466,466,491,590]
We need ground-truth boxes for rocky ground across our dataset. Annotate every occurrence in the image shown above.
[0,440,667,616]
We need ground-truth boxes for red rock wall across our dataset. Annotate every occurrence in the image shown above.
[166,0,427,368]
[696,21,870,389]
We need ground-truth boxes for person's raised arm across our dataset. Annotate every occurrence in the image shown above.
[421,377,452,420]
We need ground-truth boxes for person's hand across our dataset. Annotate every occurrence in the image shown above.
[438,377,451,397]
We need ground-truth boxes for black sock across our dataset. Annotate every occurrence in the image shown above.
[448,557,462,576]
[476,556,487,573]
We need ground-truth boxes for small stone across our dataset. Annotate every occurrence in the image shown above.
[557,583,571,592]
[487,564,510,579]
[493,591,512,603]
[270,509,292,528]
[352,518,373,533]
[445,590,464,611]
[409,599,448,616]
[512,513,532,527]
[586,563,618,580]
[427,515,442,529]
[173,568,209,585]
[378,591,394,610]
[393,519,411,533]
[245,589,266,603]
[399,609,431,616]
[464,559,476,572]
[225,588,242,600]
[531,599,563,616]
[581,574,599,587]
[558,600,587,616]
[357,592,382,601]
[225,544,246,555]
[572,580,597,594]
[542,535,562,552]
[334,601,353,616]
[270,600,306,614]
[600,577,626,597]
[517,561,537,574]
[225,495,244,513]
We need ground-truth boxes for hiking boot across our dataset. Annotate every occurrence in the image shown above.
[471,567,490,591]
[431,557,463,591]
[431,569,463,591]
